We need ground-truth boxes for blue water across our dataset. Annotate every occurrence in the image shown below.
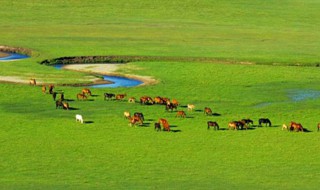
[288,89,320,102]
[0,52,29,60]
[53,64,143,88]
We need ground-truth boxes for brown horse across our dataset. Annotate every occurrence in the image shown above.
[41,85,46,94]
[140,96,154,105]
[82,88,92,96]
[290,121,304,132]
[171,99,179,107]
[207,121,219,130]
[204,107,212,115]
[55,100,63,109]
[116,94,126,101]
[318,123,320,132]
[29,78,36,86]
[159,118,170,132]
[77,93,87,100]
[134,112,144,122]
[154,96,164,104]
[176,110,186,118]
[48,84,54,94]
[128,116,143,127]
[154,122,161,131]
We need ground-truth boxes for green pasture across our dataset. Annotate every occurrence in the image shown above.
[1,0,320,189]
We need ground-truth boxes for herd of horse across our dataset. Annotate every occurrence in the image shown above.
[32,80,319,132]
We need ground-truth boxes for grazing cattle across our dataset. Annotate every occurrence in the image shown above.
[77,93,87,100]
[241,119,253,126]
[82,88,92,96]
[259,118,272,127]
[52,92,57,101]
[41,85,46,94]
[29,78,36,86]
[128,97,136,103]
[48,84,54,94]
[140,96,154,105]
[204,107,212,115]
[76,114,83,123]
[318,123,320,132]
[154,122,161,131]
[55,100,63,109]
[134,112,144,122]
[228,122,238,130]
[282,124,288,131]
[176,110,186,118]
[165,103,177,112]
[116,94,126,101]
[207,121,219,130]
[62,102,69,110]
[104,93,115,100]
[159,118,170,132]
[187,104,195,111]
[290,121,304,132]
[123,111,131,119]
[128,116,143,127]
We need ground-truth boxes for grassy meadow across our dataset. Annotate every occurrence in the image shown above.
[1,1,320,189]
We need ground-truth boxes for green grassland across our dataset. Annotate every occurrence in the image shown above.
[1,1,320,189]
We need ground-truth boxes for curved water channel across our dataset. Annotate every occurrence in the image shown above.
[53,64,143,88]
[0,51,143,88]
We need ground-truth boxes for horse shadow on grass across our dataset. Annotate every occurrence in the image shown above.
[140,123,151,127]
[68,107,80,111]
[91,94,99,97]
[64,99,75,102]
[84,121,94,124]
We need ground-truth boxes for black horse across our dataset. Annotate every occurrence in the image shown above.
[104,93,115,100]
[207,121,219,130]
[259,118,272,127]
[241,119,253,126]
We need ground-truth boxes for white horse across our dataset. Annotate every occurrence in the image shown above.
[76,114,83,124]
[187,104,195,111]
[282,124,288,131]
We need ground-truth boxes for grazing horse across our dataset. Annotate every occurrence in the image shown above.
[60,93,65,101]
[290,121,304,132]
[228,122,238,130]
[116,94,126,101]
[171,99,179,107]
[82,88,92,96]
[282,124,288,131]
[52,92,57,101]
[236,120,248,130]
[56,100,63,109]
[123,111,130,119]
[204,107,212,115]
[76,114,83,123]
[154,122,161,131]
[128,116,143,127]
[259,118,272,127]
[62,102,69,110]
[48,84,54,94]
[29,78,36,86]
[318,123,320,132]
[207,121,219,130]
[140,96,154,105]
[165,103,177,112]
[154,96,164,104]
[77,93,87,100]
[241,119,253,126]
[187,104,195,111]
[128,97,136,103]
[176,110,186,118]
[41,85,46,94]
[134,112,144,122]
[104,93,115,100]
[159,118,170,132]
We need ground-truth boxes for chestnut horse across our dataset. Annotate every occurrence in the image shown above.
[207,121,219,130]
[228,122,238,130]
[204,107,212,115]
[82,88,92,96]
[318,123,320,132]
[159,118,170,132]
[77,93,87,100]
[176,110,186,118]
[29,78,36,86]
[290,121,304,132]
